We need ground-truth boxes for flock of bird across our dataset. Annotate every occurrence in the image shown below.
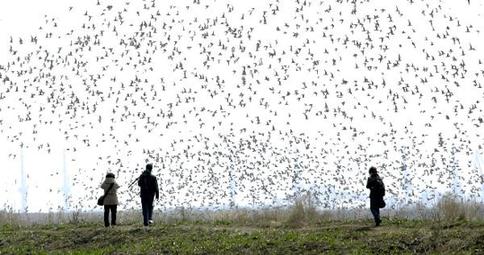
[0,0,483,212]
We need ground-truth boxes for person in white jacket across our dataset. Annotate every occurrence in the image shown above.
[101,173,120,227]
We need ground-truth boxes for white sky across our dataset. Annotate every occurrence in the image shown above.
[0,0,484,213]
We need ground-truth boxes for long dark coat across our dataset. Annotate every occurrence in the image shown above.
[366,173,384,208]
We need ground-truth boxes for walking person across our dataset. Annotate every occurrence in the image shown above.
[138,163,159,227]
[101,173,120,227]
[366,166,385,227]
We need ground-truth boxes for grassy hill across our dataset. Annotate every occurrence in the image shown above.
[1,218,484,254]
[2,195,484,254]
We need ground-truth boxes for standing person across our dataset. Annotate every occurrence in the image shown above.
[101,173,120,227]
[138,163,159,226]
[366,166,385,226]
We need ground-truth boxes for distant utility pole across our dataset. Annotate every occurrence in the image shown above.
[19,145,28,213]
[63,148,71,211]
[291,155,301,199]
[228,161,236,209]
[474,150,484,202]
[450,144,461,197]
[400,146,412,206]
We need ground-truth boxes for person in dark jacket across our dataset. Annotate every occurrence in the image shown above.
[366,166,385,226]
[101,173,120,227]
[138,163,159,226]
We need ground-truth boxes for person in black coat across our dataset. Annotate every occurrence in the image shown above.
[366,166,385,226]
[138,163,159,226]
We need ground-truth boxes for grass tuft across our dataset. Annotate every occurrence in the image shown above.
[286,191,318,227]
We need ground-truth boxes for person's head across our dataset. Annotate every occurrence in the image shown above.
[146,163,153,172]
[369,166,377,175]
[106,172,115,178]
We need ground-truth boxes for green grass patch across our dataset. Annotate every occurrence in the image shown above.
[1,219,484,254]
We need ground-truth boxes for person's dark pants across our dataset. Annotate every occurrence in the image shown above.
[104,205,117,227]
[370,197,382,225]
[370,207,380,224]
[141,194,155,226]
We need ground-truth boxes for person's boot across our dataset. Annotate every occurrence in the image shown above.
[375,219,382,227]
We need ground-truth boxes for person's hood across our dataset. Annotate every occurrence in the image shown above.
[104,177,116,184]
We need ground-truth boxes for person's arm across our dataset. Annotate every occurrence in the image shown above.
[101,181,107,189]
[138,175,142,187]
[366,177,371,189]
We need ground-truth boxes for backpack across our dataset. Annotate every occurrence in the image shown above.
[375,178,385,197]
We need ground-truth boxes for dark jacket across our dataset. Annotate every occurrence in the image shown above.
[101,177,120,205]
[138,170,159,199]
[366,173,385,199]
